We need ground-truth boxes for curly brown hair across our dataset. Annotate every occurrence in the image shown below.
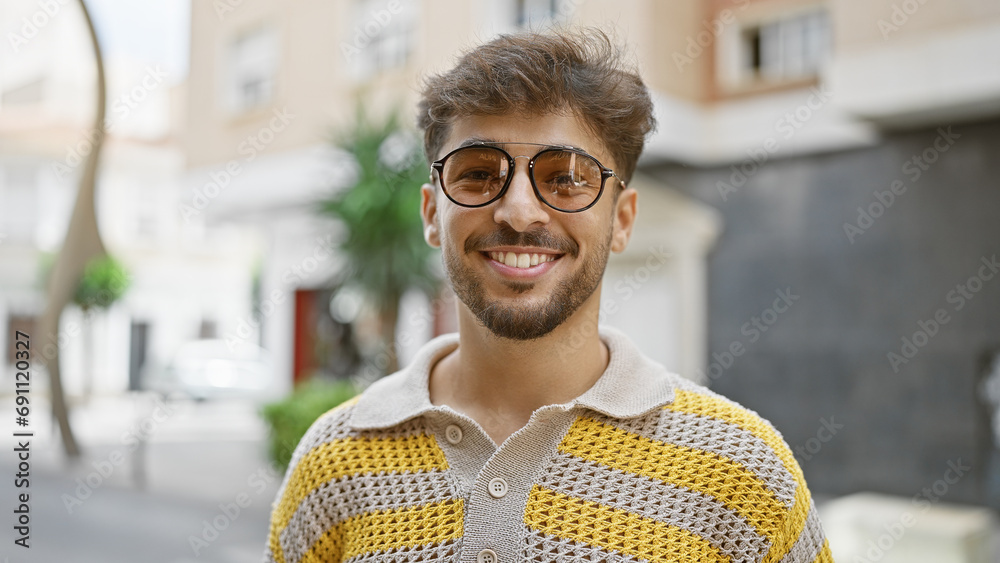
[417,28,656,183]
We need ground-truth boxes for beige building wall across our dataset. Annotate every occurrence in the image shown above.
[832,0,1000,50]
[825,0,1000,128]
[187,0,339,168]
[182,0,732,381]
[615,0,710,103]
[184,0,725,168]
[185,0,1000,168]
[180,0,1000,384]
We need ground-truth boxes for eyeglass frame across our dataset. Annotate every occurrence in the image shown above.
[430,141,625,213]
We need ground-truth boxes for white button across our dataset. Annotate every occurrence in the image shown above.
[487,477,508,498]
[445,424,463,444]
[477,549,498,563]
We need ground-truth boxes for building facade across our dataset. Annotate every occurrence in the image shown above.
[183,0,727,394]
[0,0,259,397]
[162,0,1000,511]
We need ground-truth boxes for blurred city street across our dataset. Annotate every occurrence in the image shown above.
[2,0,1000,560]
[0,394,277,562]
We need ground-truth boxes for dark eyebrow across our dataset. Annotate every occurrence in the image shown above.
[457,138,587,152]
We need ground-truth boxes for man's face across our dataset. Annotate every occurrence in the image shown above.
[420,113,637,340]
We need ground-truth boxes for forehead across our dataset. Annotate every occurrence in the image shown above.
[442,113,614,168]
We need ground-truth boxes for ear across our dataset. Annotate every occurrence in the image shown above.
[610,186,637,253]
[420,182,441,248]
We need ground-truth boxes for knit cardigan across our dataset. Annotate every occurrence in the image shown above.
[264,327,833,563]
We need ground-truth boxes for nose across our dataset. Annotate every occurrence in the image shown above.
[492,157,550,231]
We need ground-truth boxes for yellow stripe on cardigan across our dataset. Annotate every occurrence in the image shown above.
[525,486,728,562]
[762,471,812,562]
[664,390,817,561]
[665,389,805,495]
[559,416,789,543]
[301,499,464,563]
[267,398,358,563]
[269,433,449,563]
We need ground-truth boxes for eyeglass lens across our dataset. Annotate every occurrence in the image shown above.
[441,147,603,211]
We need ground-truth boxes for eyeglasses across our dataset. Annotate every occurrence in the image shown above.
[430,142,623,213]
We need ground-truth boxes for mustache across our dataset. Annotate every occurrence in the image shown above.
[465,225,579,258]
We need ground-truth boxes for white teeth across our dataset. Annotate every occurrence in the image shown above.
[489,251,557,268]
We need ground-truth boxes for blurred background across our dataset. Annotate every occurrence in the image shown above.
[1,0,999,561]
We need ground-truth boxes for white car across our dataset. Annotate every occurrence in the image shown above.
[148,339,272,400]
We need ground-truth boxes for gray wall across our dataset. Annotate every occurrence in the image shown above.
[646,118,1000,506]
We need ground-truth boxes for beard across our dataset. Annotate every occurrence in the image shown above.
[443,223,611,340]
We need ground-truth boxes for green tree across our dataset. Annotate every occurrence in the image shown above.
[74,255,130,311]
[73,256,130,398]
[319,108,438,375]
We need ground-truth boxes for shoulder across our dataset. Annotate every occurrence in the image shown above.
[651,380,832,560]
[558,376,829,562]
[272,392,445,513]
[291,396,362,455]
[655,377,804,488]
[283,388,444,481]
[658,379,816,539]
[576,374,806,518]
[662,376,794,453]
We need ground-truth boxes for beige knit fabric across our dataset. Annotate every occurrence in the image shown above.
[264,327,833,563]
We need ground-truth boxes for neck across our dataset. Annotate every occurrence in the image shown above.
[429,293,609,445]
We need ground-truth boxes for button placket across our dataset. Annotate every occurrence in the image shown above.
[460,409,576,563]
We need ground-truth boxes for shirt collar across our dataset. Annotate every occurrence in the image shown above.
[349,325,677,430]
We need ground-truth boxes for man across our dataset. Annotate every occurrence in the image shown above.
[265,29,833,563]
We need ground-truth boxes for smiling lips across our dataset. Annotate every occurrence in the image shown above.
[487,251,559,269]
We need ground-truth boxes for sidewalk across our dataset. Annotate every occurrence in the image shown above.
[0,393,280,562]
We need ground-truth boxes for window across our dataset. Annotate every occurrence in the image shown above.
[199,319,218,339]
[740,8,830,83]
[0,164,39,244]
[227,26,278,113]
[513,0,577,27]
[516,0,557,27]
[351,0,418,79]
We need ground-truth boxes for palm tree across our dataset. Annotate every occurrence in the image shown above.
[37,0,108,458]
[319,108,438,376]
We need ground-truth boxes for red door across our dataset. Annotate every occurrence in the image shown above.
[292,289,318,385]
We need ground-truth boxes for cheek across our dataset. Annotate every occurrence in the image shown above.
[436,209,474,250]
[575,215,612,244]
